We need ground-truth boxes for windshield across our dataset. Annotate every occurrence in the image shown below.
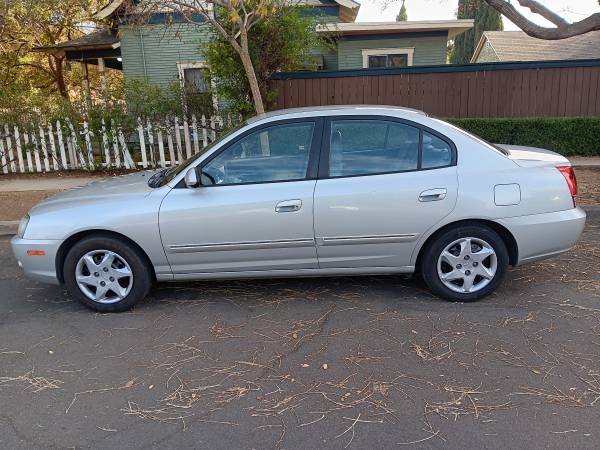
[149,122,247,188]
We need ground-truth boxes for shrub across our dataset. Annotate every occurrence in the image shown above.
[447,117,600,156]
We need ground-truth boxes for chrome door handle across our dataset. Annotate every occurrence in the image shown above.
[275,199,302,213]
[419,188,447,202]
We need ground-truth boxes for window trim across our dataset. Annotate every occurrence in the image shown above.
[318,115,456,180]
[361,48,415,69]
[176,61,218,111]
[193,118,325,188]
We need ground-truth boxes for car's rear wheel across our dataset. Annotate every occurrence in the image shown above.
[421,224,509,302]
[64,236,152,312]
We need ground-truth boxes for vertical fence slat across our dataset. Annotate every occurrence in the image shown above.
[30,127,42,172]
[0,136,7,174]
[4,125,17,173]
[47,123,59,171]
[101,119,111,168]
[156,128,166,168]
[192,115,200,154]
[146,119,155,167]
[174,117,184,163]
[183,118,192,159]
[201,115,208,148]
[110,119,121,168]
[22,129,33,172]
[137,118,148,168]
[39,126,50,172]
[55,121,68,169]
[166,126,176,166]
[118,128,135,169]
[68,121,86,169]
[83,121,95,170]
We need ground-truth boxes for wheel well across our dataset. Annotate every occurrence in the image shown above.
[415,219,519,272]
[55,230,156,284]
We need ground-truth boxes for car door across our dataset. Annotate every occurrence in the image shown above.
[313,117,458,269]
[159,118,323,275]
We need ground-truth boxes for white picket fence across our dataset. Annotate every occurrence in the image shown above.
[0,115,235,174]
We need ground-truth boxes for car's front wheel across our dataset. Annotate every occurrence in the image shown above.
[64,235,152,312]
[421,224,509,302]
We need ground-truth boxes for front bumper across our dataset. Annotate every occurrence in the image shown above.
[10,236,62,285]
[498,207,586,265]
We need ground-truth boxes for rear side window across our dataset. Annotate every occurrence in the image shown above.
[422,131,452,169]
[329,120,420,177]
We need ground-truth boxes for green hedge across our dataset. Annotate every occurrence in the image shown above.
[447,117,600,156]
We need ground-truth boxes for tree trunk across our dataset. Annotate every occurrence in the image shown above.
[50,55,69,100]
[238,29,265,114]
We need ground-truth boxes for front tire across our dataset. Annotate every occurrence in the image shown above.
[64,235,152,312]
[421,224,509,302]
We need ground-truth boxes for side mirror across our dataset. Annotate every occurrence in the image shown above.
[184,167,200,188]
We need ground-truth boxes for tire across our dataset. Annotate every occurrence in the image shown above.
[421,224,509,302]
[63,235,152,312]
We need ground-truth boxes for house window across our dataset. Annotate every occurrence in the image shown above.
[361,48,414,69]
[177,62,217,111]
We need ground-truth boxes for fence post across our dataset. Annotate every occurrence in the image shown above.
[55,121,69,170]
[4,125,17,173]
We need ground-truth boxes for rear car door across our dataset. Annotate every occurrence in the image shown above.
[313,116,458,269]
[159,118,323,275]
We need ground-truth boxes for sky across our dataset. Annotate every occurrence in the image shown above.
[356,0,599,31]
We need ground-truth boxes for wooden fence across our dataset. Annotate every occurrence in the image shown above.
[0,115,232,175]
[269,59,600,118]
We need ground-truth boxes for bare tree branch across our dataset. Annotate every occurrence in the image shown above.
[484,0,600,39]
[516,0,568,27]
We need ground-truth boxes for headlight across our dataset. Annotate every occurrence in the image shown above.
[17,214,30,238]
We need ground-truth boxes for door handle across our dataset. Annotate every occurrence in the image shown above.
[419,188,447,202]
[275,199,302,213]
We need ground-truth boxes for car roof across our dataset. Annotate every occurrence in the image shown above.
[246,105,427,124]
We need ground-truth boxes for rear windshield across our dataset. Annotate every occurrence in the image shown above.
[428,117,510,157]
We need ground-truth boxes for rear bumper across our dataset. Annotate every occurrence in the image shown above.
[10,236,62,285]
[498,207,586,265]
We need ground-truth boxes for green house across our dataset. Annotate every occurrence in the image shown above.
[38,0,473,101]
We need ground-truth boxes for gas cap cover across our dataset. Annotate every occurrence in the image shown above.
[494,183,521,206]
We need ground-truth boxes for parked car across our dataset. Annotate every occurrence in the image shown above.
[11,106,586,312]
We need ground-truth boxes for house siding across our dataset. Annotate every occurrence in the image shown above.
[119,23,213,87]
[336,33,448,69]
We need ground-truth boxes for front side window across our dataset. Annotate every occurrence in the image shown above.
[201,122,315,185]
[329,120,420,177]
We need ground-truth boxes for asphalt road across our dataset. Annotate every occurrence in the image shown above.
[1,210,599,450]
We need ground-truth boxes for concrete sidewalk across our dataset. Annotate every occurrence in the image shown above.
[0,176,102,192]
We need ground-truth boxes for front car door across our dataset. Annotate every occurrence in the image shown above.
[313,116,458,270]
[159,118,323,276]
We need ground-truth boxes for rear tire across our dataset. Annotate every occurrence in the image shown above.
[421,224,509,302]
[64,235,152,312]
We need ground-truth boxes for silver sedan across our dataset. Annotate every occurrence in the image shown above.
[11,106,586,312]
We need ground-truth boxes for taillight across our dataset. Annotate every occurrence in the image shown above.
[557,166,577,207]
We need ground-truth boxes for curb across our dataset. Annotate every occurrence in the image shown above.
[0,221,19,237]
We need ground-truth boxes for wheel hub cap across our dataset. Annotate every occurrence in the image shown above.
[75,250,133,304]
[436,237,497,294]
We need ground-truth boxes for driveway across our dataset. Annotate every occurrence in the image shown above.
[1,206,599,449]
